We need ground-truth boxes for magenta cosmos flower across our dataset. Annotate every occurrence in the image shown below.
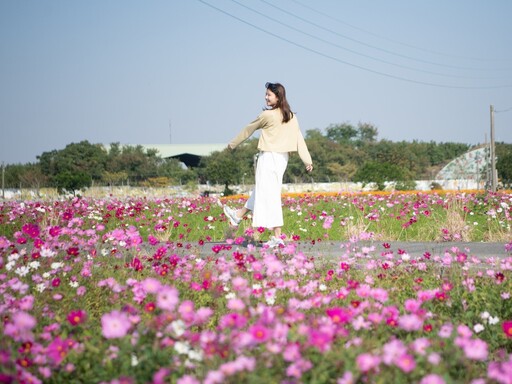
[101,310,131,339]
[67,310,87,326]
[502,320,512,338]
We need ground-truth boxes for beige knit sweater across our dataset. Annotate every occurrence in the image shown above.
[228,108,313,166]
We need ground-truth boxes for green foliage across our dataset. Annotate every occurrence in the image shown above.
[496,143,512,186]
[54,170,91,195]
[353,161,412,190]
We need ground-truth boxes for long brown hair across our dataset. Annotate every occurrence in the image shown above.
[265,82,294,123]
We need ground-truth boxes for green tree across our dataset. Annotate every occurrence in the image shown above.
[496,143,512,187]
[326,123,358,144]
[54,171,91,195]
[357,122,378,144]
[38,141,108,187]
[353,161,413,191]
[199,142,257,195]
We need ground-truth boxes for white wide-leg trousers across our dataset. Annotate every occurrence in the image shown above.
[245,151,289,229]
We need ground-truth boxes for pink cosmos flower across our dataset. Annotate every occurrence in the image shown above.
[179,300,195,323]
[420,374,446,384]
[487,355,512,383]
[204,370,225,384]
[101,310,131,339]
[356,352,380,373]
[219,313,248,329]
[283,343,301,362]
[177,375,200,384]
[153,368,171,384]
[194,307,213,324]
[47,336,72,365]
[381,339,407,366]
[462,338,488,361]
[140,277,162,294]
[4,311,37,341]
[248,324,270,343]
[308,329,333,352]
[438,323,453,338]
[337,371,354,384]
[395,353,416,373]
[326,307,351,324]
[398,313,423,331]
[156,286,179,312]
[404,298,422,313]
[411,337,430,355]
[227,298,245,311]
[323,215,334,229]
[76,286,86,296]
[370,287,388,303]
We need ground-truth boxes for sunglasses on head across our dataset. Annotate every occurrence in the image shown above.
[265,82,277,91]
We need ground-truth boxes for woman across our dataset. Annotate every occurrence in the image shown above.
[224,82,313,248]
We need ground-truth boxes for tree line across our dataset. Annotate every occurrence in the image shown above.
[3,122,512,195]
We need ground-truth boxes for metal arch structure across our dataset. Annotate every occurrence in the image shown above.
[435,145,490,184]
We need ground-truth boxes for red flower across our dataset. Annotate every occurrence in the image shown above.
[502,321,512,338]
[435,291,448,301]
[52,278,61,287]
[67,247,79,256]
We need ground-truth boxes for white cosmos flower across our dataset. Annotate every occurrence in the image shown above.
[171,320,186,337]
[174,341,190,355]
[488,316,499,325]
[51,262,63,270]
[40,248,55,258]
[28,261,40,270]
[15,266,30,277]
[188,349,203,361]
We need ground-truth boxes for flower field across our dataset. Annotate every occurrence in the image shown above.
[1,191,511,383]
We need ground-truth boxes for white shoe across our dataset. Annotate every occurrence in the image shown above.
[224,206,241,226]
[264,236,285,248]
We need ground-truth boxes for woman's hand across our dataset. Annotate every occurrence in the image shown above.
[306,164,313,172]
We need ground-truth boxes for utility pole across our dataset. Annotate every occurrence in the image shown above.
[490,105,497,192]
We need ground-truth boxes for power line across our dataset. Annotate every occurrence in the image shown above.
[197,0,512,90]
[259,0,503,73]
[233,0,499,79]
[495,106,512,113]
[288,0,512,65]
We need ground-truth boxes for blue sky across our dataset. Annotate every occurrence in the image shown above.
[1,0,512,165]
